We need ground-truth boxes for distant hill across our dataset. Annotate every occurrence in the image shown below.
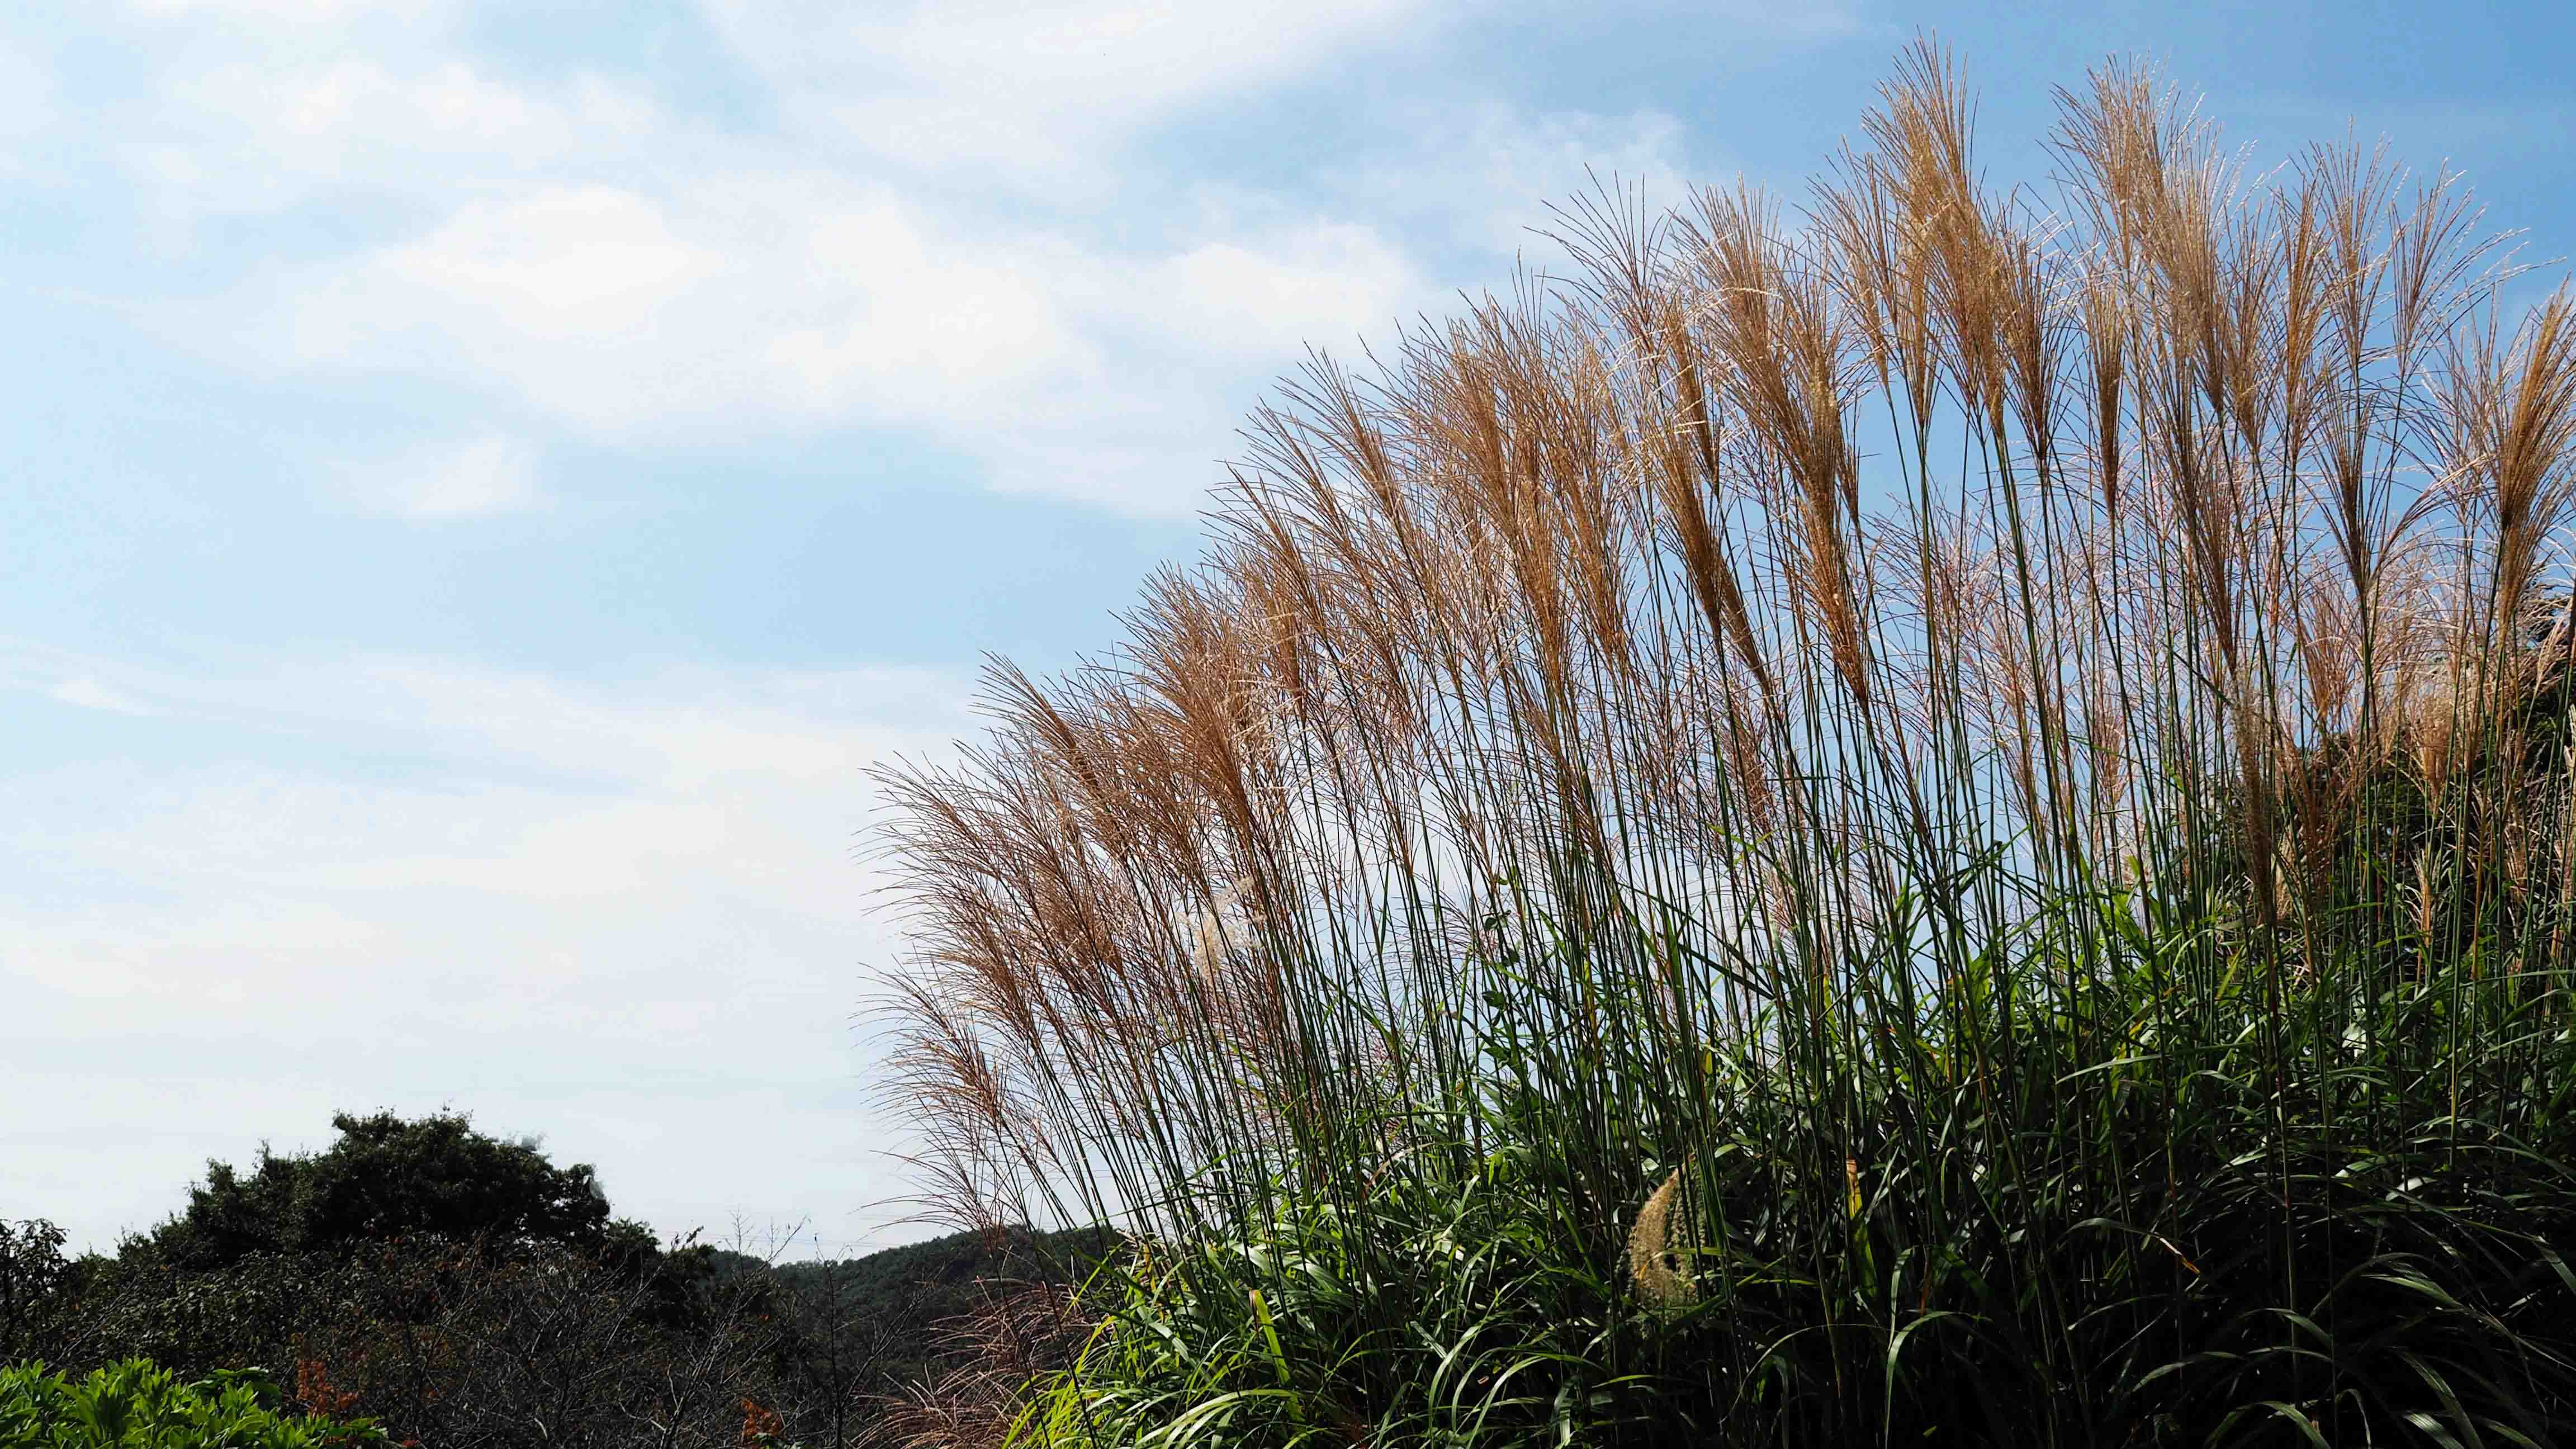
[770,1224,1120,1395]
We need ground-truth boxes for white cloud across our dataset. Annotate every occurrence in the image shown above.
[1319,102,1699,253]
[69,0,1722,515]
[1,654,978,1251]
[116,63,661,231]
[48,676,159,715]
[122,0,454,21]
[702,0,1452,188]
[376,186,711,335]
[239,171,1436,510]
[224,59,637,164]
[0,43,53,157]
[260,176,1087,428]
[337,427,544,518]
[759,193,1097,409]
[1141,222,1426,357]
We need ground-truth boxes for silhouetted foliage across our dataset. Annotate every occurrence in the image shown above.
[0,1219,72,1362]
[140,1111,633,1273]
[6,1118,1109,1446]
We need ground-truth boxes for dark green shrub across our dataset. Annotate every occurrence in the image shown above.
[141,1111,633,1275]
[0,1223,72,1364]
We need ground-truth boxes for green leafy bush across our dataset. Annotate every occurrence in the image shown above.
[0,1359,385,1448]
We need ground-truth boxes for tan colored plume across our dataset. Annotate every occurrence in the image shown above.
[1626,1167,1699,1308]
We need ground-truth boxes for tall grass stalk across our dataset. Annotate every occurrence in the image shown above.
[872,43,2576,1446]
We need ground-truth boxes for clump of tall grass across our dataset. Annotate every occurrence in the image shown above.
[871,41,2576,1446]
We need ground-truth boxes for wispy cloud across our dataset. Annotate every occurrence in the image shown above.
[219,165,1447,511]
[3,653,975,1251]
[0,40,53,161]
[701,0,1456,191]
[335,427,544,518]
[48,676,159,716]
[60,1,1718,515]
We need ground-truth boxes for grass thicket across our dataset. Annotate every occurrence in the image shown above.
[872,44,2576,1447]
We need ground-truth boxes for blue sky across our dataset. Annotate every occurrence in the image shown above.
[6,0,2572,1257]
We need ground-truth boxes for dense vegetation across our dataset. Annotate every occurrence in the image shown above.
[772,1228,1117,1407]
[2,1115,1100,1448]
[869,44,2576,1447]
[0,1360,386,1448]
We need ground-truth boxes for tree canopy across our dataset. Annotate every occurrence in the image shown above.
[143,1111,637,1271]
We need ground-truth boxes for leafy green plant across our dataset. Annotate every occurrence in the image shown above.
[0,1359,386,1448]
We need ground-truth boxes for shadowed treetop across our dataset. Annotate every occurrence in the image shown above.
[144,1111,633,1271]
